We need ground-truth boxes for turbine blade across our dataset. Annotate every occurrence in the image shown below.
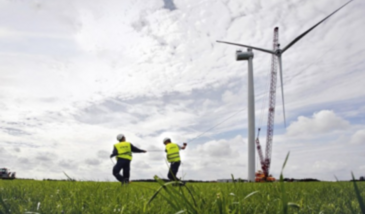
[216,40,275,55]
[278,56,286,127]
[282,0,353,53]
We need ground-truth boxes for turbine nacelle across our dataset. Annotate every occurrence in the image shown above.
[236,49,254,61]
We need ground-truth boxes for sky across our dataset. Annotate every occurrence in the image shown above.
[0,0,364,182]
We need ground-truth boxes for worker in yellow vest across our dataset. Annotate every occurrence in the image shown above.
[110,134,147,184]
[163,138,187,181]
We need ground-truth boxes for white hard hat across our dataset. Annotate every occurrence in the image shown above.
[117,134,125,141]
[163,138,171,143]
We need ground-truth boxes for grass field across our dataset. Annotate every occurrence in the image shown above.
[0,178,364,214]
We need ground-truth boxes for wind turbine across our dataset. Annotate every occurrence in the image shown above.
[217,0,352,181]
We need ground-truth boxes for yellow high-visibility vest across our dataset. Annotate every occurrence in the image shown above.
[166,143,180,162]
[114,142,132,160]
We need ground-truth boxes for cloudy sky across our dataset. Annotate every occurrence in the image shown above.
[1,0,364,181]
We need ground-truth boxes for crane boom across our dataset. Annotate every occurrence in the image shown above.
[255,128,265,168]
[264,27,279,178]
[255,27,279,180]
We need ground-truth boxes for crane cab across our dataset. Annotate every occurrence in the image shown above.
[255,170,275,182]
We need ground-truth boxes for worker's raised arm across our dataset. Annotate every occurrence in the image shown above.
[131,143,147,153]
[181,142,187,150]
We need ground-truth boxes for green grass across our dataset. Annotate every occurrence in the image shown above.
[0,179,364,214]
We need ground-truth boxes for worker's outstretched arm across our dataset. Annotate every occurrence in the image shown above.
[181,143,187,150]
[131,144,147,153]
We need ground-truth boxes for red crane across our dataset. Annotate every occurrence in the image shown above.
[255,27,279,182]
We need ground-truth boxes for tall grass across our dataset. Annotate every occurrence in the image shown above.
[1,155,365,214]
[0,179,364,213]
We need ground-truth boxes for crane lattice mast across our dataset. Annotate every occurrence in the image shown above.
[256,27,279,178]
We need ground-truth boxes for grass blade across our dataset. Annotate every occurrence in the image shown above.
[243,191,259,201]
[231,174,235,183]
[288,202,300,209]
[183,184,198,207]
[147,176,197,213]
[280,152,290,180]
[145,184,179,212]
[280,152,290,214]
[146,185,165,206]
[351,172,365,213]
[63,171,75,181]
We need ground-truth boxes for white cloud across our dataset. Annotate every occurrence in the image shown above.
[195,139,239,158]
[286,110,350,136]
[350,130,365,144]
[85,159,101,166]
[313,160,347,171]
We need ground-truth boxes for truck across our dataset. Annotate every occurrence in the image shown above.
[0,168,16,179]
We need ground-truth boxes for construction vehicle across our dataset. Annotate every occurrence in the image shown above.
[0,168,16,179]
[255,170,275,182]
[254,28,280,183]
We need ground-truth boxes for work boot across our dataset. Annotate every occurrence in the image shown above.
[120,180,129,186]
[121,182,129,187]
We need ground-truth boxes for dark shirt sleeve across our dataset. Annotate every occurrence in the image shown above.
[131,143,145,153]
[110,146,118,157]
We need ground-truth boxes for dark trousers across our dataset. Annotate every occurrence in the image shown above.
[113,158,131,183]
[168,161,181,181]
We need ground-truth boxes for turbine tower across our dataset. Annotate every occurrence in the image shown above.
[217,0,352,181]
